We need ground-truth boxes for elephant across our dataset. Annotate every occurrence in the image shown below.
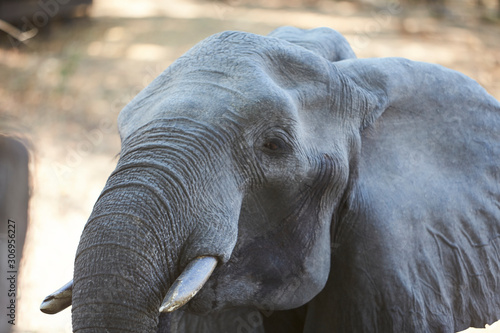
[41,26,500,332]
[0,135,29,333]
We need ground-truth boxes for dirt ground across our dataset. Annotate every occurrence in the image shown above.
[0,0,499,331]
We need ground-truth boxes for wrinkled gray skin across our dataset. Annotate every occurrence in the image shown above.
[71,26,500,332]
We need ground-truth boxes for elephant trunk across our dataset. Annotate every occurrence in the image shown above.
[71,122,242,332]
[72,182,174,332]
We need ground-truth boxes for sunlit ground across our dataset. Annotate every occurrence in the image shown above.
[1,0,499,331]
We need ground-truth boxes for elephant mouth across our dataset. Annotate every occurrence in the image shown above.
[40,256,219,315]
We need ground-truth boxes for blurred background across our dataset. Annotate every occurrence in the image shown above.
[0,0,499,332]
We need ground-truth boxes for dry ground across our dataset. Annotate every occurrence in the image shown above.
[0,0,499,331]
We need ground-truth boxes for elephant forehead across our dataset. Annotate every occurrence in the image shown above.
[118,77,299,141]
[120,72,295,129]
[118,31,332,139]
[179,31,333,89]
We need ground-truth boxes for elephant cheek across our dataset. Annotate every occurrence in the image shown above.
[198,226,332,313]
[264,228,332,310]
[292,226,332,306]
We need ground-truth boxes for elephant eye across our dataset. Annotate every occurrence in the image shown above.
[259,130,293,155]
[262,137,289,154]
[263,141,279,151]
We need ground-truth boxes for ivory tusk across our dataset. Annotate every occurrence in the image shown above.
[40,280,73,314]
[159,256,218,313]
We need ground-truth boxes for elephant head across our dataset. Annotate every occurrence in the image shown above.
[42,26,500,332]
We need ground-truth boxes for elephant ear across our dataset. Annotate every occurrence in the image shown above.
[323,57,500,330]
[268,26,356,61]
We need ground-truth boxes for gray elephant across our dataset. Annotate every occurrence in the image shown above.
[0,135,29,333]
[41,27,500,332]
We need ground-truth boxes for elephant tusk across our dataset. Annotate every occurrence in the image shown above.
[40,280,73,314]
[159,256,218,313]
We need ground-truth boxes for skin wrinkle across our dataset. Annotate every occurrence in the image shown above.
[73,235,166,326]
[124,140,211,185]
[462,228,500,249]
[76,214,169,283]
[79,209,169,251]
[171,80,247,98]
[76,217,173,288]
[107,178,189,240]
[121,117,235,148]
[328,127,361,248]
[182,68,233,81]
[117,122,240,210]
[115,155,199,203]
[317,156,345,218]
[85,186,178,247]
[122,126,227,158]
[287,198,321,253]
[73,259,164,331]
[100,177,188,213]
[427,225,487,278]
[334,63,388,130]
[72,280,153,318]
